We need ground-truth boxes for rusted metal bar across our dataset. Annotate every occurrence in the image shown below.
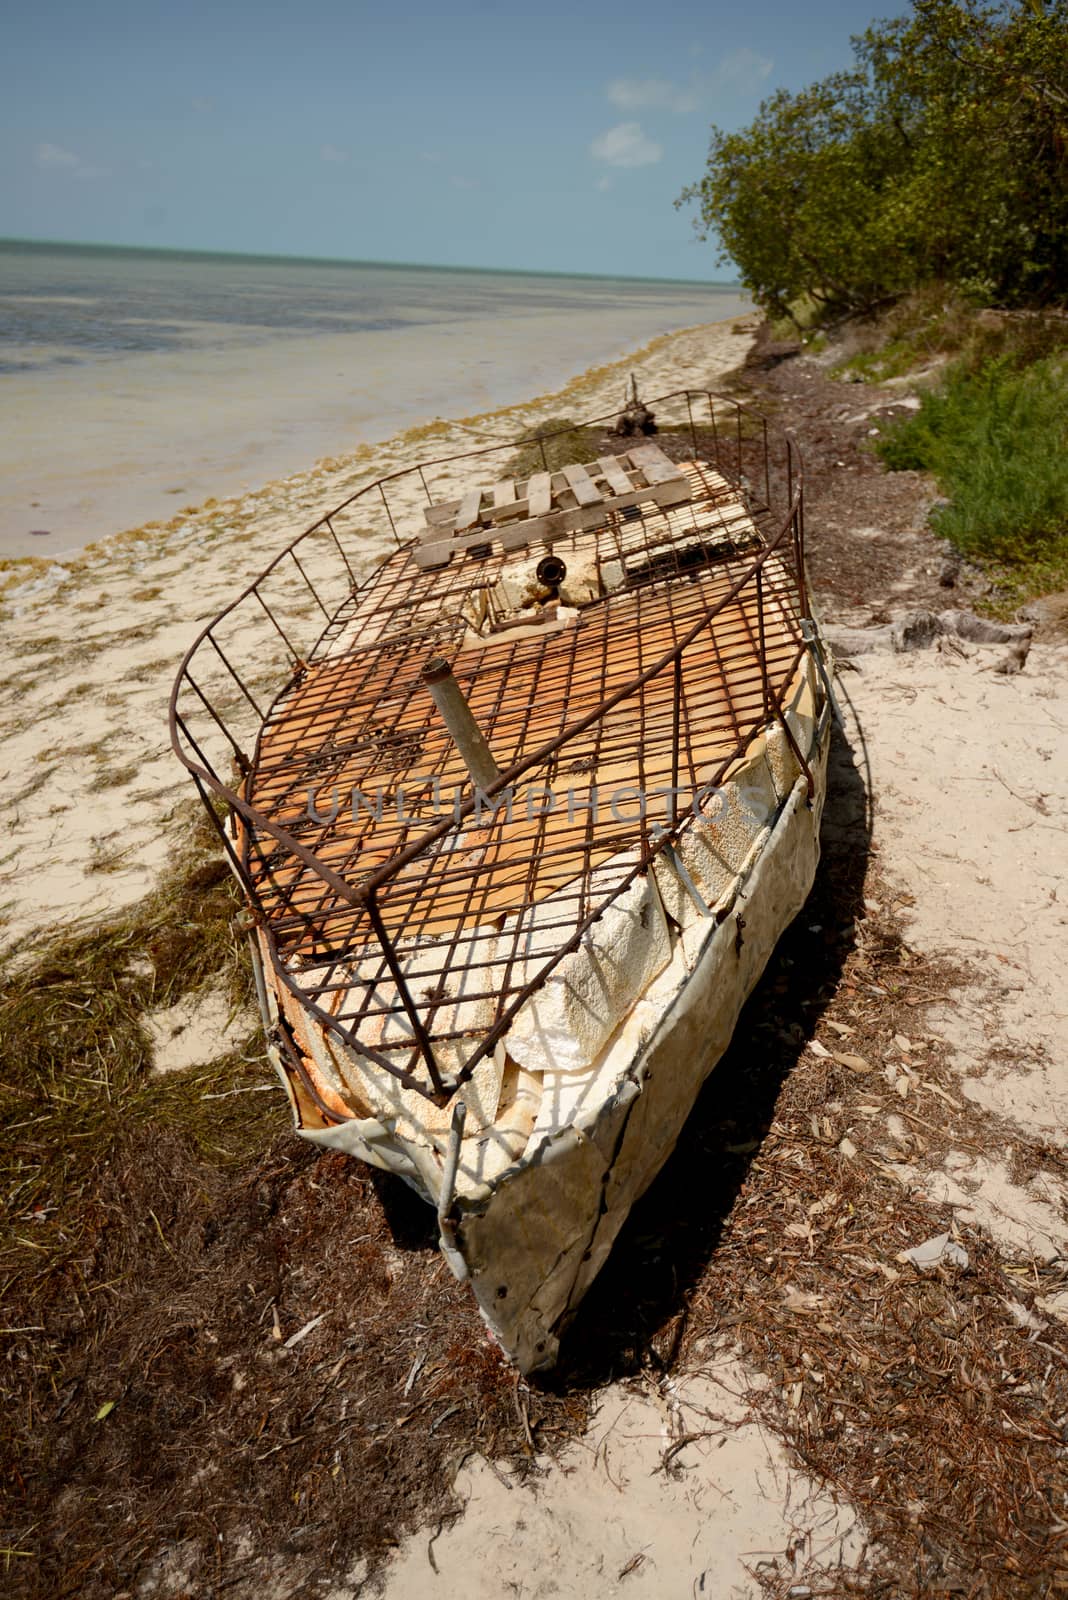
[669,652,683,816]
[325,516,357,586]
[259,918,437,1091]
[288,547,332,621]
[207,633,265,721]
[755,568,771,718]
[762,415,770,507]
[379,481,403,549]
[801,618,841,725]
[271,1015,348,1126]
[363,890,447,1095]
[774,694,815,801]
[187,766,266,921]
[421,657,502,792]
[180,671,251,773]
[253,588,302,664]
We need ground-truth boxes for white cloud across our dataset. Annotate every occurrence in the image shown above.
[449,174,478,190]
[607,77,699,114]
[590,122,663,169]
[596,174,612,192]
[603,49,773,120]
[713,47,773,91]
[35,143,108,180]
[320,144,349,164]
[36,143,79,169]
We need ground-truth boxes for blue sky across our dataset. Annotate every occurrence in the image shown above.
[3,0,888,280]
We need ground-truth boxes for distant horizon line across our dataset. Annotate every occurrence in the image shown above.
[0,234,741,292]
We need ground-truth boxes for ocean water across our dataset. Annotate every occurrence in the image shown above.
[0,240,747,558]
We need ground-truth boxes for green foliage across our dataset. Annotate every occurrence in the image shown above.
[832,287,1068,381]
[679,1,1068,318]
[877,350,1068,567]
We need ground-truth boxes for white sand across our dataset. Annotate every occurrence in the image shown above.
[381,1360,866,1600]
[837,642,1068,1269]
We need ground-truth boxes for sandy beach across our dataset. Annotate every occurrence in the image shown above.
[4,311,1068,1598]
[0,243,745,559]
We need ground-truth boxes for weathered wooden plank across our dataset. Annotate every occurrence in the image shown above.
[454,486,485,532]
[596,455,634,496]
[415,456,694,562]
[498,502,606,548]
[413,525,496,568]
[424,499,460,527]
[425,449,684,531]
[527,472,553,518]
[561,461,603,507]
[426,493,532,532]
[412,474,694,568]
[627,442,686,486]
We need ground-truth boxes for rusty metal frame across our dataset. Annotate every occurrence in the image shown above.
[168,390,813,1105]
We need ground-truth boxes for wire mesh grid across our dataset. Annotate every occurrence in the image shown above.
[170,392,810,1102]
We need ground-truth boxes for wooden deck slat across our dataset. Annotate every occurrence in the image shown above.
[561,462,603,507]
[527,472,552,518]
[454,486,485,532]
[416,452,698,566]
[413,477,694,568]
[627,442,686,486]
[597,455,633,496]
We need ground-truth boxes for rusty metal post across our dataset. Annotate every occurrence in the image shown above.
[422,657,501,792]
[755,568,771,718]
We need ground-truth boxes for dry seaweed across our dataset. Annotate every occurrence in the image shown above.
[0,810,579,1598]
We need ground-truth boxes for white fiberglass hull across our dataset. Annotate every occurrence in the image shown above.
[275,660,830,1372]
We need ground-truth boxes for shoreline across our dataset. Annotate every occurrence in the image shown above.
[0,313,758,944]
[2,313,754,587]
[1,252,749,561]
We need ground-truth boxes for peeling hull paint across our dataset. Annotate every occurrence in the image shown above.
[295,697,830,1372]
[457,723,830,1371]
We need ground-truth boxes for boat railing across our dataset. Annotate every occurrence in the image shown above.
[169,389,809,1104]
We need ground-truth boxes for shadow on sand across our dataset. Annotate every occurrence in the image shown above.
[371,709,872,1388]
[552,707,873,1388]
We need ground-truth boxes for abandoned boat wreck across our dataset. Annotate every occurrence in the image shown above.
[169,390,833,1372]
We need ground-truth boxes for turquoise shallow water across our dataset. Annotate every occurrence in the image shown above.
[0,240,747,557]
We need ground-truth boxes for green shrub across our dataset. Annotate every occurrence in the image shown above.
[679,1,1068,318]
[833,288,1068,384]
[878,352,1068,566]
